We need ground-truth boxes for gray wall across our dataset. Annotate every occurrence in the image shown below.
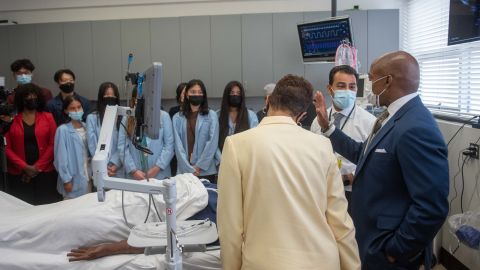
[0,10,399,101]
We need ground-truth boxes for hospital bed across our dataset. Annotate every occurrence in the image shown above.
[0,174,222,270]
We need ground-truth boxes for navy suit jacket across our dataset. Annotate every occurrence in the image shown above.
[329,96,449,269]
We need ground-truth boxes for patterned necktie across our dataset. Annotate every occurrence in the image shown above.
[364,110,390,154]
[371,110,390,136]
[333,112,344,128]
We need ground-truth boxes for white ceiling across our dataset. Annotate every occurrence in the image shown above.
[0,0,404,24]
[0,0,404,11]
[0,0,237,12]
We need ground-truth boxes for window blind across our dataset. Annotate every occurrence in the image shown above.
[401,0,480,120]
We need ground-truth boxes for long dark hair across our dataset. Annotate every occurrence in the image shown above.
[95,82,120,125]
[176,82,187,104]
[218,81,250,150]
[181,79,209,117]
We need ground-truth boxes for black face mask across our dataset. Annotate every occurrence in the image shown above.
[188,95,203,106]
[59,83,75,93]
[228,95,242,107]
[103,96,118,106]
[24,98,38,111]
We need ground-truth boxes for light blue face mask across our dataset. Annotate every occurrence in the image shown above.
[16,74,32,85]
[69,110,84,121]
[332,89,356,110]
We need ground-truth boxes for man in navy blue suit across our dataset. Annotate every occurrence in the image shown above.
[314,51,449,270]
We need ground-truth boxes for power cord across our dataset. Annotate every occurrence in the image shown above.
[460,155,469,213]
[466,158,480,211]
[447,115,479,147]
[449,149,468,213]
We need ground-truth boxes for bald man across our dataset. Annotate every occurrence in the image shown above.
[314,51,449,270]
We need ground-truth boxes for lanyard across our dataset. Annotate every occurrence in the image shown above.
[328,105,355,131]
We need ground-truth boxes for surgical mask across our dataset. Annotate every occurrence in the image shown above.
[228,95,242,107]
[16,74,32,85]
[24,98,38,110]
[69,110,84,121]
[103,96,117,106]
[188,95,203,106]
[332,90,356,110]
[59,82,75,93]
[371,75,390,107]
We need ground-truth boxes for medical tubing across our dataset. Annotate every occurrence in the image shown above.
[122,191,134,229]
[121,190,153,230]
[151,194,163,222]
[144,193,153,223]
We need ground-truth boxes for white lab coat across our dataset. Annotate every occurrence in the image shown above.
[311,105,376,176]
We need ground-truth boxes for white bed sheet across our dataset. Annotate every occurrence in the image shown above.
[0,174,221,270]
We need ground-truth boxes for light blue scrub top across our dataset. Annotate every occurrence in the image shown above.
[54,122,89,198]
[86,113,123,177]
[216,109,259,136]
[172,109,219,176]
[118,110,174,180]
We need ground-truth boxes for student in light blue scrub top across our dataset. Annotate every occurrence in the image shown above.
[86,82,123,179]
[217,80,258,153]
[54,96,90,199]
[172,79,219,183]
[118,91,175,180]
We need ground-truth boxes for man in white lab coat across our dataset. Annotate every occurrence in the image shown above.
[311,65,376,207]
[217,74,360,270]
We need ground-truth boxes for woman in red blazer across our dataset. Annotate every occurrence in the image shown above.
[5,83,61,205]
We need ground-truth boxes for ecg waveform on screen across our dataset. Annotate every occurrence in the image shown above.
[302,29,346,40]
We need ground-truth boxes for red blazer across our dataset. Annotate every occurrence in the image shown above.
[5,111,57,175]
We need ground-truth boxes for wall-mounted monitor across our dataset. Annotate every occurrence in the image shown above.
[448,0,480,45]
[297,16,353,62]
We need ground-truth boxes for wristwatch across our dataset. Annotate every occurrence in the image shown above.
[321,118,336,136]
[321,122,333,133]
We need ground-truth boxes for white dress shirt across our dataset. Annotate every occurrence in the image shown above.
[383,92,418,127]
[312,105,376,178]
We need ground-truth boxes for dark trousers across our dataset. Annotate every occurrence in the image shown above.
[7,171,62,205]
[200,174,217,184]
[170,156,178,176]
[345,190,352,214]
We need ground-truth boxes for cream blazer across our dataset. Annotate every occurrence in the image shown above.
[218,116,361,270]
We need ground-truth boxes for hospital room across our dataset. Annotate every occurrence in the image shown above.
[0,0,479,269]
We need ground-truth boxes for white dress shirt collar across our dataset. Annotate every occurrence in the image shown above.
[387,92,418,117]
[384,92,418,125]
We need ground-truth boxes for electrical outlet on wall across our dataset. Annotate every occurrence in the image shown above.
[468,143,479,159]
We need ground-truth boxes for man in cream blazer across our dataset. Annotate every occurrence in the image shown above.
[217,74,360,270]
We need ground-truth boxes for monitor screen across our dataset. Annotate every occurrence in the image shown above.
[357,74,370,98]
[357,77,365,98]
[297,16,353,62]
[448,0,480,45]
